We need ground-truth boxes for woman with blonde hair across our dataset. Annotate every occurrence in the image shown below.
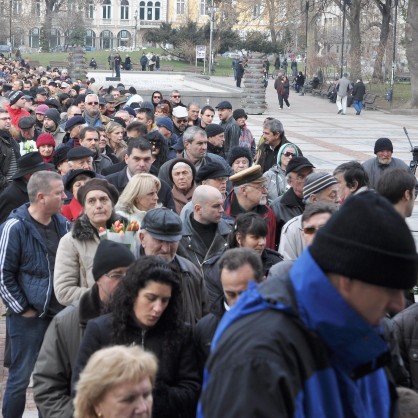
[115,173,161,223]
[74,345,158,418]
[105,121,127,161]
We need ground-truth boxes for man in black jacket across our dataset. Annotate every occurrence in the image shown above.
[352,78,366,115]
[0,109,20,192]
[194,248,264,372]
[105,137,175,210]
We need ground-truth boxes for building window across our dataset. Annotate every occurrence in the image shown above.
[155,1,160,20]
[68,0,76,12]
[85,0,94,18]
[50,28,60,49]
[29,27,40,48]
[35,0,41,16]
[13,0,23,15]
[120,0,129,20]
[102,0,111,19]
[139,0,145,19]
[147,1,152,19]
[176,0,184,15]
[252,3,261,17]
[100,30,112,48]
[117,30,130,47]
[85,29,96,47]
[200,0,208,16]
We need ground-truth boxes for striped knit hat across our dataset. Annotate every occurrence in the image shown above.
[303,172,337,202]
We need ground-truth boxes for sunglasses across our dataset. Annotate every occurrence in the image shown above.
[176,118,188,123]
[153,95,161,99]
[172,95,181,98]
[87,101,99,105]
[302,225,325,235]
[283,151,296,157]
[150,141,161,147]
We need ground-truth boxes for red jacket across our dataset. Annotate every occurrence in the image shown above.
[61,197,83,222]
[7,105,30,128]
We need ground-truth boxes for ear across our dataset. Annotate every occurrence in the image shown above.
[331,274,352,298]
[139,232,145,243]
[124,153,129,165]
[236,232,242,246]
[403,189,411,202]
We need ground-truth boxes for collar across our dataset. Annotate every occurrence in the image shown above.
[290,250,390,376]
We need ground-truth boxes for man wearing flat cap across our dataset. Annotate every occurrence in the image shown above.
[362,137,409,189]
[17,116,40,154]
[215,101,240,157]
[272,156,314,242]
[63,115,86,148]
[200,191,417,418]
[138,207,209,325]
[67,146,95,171]
[178,185,231,270]
[224,164,277,250]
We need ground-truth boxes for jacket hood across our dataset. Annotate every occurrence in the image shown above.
[276,142,299,167]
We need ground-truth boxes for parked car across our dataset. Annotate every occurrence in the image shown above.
[222,51,242,59]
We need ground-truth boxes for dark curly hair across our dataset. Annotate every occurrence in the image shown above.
[228,212,268,248]
[110,256,182,348]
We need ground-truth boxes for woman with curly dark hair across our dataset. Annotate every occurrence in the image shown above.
[71,256,201,418]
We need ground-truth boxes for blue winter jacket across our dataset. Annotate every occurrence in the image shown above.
[199,249,395,418]
[0,204,69,317]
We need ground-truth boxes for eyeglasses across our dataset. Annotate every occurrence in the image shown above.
[153,95,161,99]
[149,141,161,147]
[248,183,268,191]
[0,117,11,120]
[104,272,126,281]
[73,113,82,116]
[283,151,296,157]
[87,102,99,105]
[172,95,181,98]
[176,118,188,124]
[302,225,325,235]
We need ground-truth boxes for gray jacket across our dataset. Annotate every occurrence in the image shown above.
[93,152,113,175]
[336,76,352,98]
[263,165,287,204]
[362,157,409,189]
[278,215,303,261]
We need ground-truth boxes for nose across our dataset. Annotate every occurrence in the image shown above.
[258,237,266,246]
[152,300,164,314]
[388,290,405,314]
[134,397,150,414]
[160,241,170,252]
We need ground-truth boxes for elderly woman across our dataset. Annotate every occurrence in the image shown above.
[74,345,157,418]
[169,158,196,215]
[61,169,96,222]
[54,179,120,306]
[105,121,127,161]
[264,142,299,203]
[72,257,201,418]
[36,133,56,164]
[227,146,253,174]
[115,173,161,224]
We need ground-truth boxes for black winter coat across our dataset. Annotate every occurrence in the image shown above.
[0,178,28,224]
[72,313,201,418]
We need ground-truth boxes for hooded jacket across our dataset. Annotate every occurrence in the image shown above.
[0,204,69,317]
[199,249,396,417]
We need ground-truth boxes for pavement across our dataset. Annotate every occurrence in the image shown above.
[2,73,418,417]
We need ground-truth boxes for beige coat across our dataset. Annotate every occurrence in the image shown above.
[54,215,100,306]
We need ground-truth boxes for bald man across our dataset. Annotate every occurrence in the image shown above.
[178,185,231,269]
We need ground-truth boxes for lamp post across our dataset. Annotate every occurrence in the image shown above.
[208,0,214,74]
[134,9,138,50]
[340,0,351,78]
[388,0,399,104]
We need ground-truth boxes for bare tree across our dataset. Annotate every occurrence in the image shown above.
[405,0,418,106]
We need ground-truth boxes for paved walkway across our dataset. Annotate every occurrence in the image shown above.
[2,74,418,416]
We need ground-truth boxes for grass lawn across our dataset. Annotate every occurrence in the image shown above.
[367,81,412,110]
[21,49,234,76]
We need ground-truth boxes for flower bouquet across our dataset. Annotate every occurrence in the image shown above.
[99,220,140,253]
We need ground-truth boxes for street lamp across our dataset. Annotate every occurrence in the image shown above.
[388,0,399,104]
[134,9,138,50]
[208,0,215,74]
[340,0,351,78]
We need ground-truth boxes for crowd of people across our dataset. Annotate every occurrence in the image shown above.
[0,57,418,418]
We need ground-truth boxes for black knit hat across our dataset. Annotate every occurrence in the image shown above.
[92,240,135,281]
[205,124,224,138]
[374,137,393,154]
[45,108,61,127]
[227,146,253,166]
[310,191,418,289]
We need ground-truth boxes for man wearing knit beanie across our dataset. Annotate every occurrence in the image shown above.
[6,90,30,127]
[362,137,409,189]
[279,171,339,261]
[200,191,418,418]
[43,108,66,145]
[206,124,225,158]
[33,240,135,416]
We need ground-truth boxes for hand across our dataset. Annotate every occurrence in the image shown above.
[21,308,37,318]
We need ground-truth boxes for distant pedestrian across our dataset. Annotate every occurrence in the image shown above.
[140,53,148,71]
[273,56,280,79]
[113,53,121,78]
[155,55,160,71]
[236,61,245,88]
[149,52,156,71]
[124,54,131,70]
[336,72,352,115]
[352,78,366,115]
[295,71,305,93]
[274,75,290,110]
[232,58,239,80]
[291,59,297,77]
[282,57,288,75]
